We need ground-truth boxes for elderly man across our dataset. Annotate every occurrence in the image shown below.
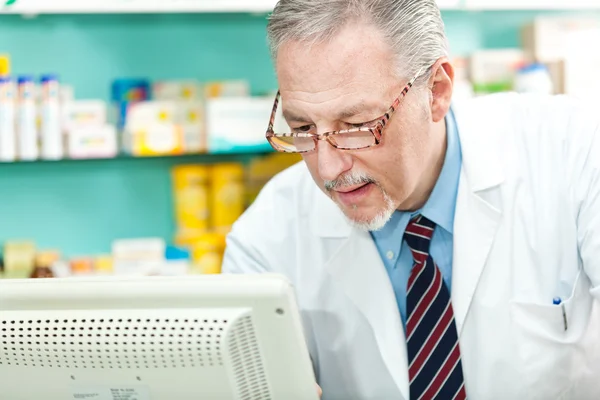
[223,1,600,399]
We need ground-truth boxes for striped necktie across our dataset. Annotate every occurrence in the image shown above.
[404,215,467,400]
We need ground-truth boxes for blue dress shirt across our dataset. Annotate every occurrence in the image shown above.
[370,108,462,329]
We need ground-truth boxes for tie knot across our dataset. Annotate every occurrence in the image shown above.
[404,215,436,264]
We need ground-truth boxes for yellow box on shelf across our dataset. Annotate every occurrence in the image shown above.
[3,240,36,279]
[175,231,226,275]
[0,54,10,75]
[211,163,245,234]
[130,125,185,156]
[172,165,211,232]
[245,153,302,206]
[124,101,187,156]
[94,255,114,275]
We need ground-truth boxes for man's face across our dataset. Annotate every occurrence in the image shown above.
[276,22,440,231]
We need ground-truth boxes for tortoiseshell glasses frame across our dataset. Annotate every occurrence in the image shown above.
[265,69,423,153]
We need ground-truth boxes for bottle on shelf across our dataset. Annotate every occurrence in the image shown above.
[16,75,39,161]
[0,74,16,162]
[40,74,63,160]
[514,63,554,95]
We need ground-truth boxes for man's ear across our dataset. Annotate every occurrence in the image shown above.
[428,58,455,123]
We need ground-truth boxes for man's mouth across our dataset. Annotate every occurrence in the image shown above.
[335,182,370,193]
[333,182,374,206]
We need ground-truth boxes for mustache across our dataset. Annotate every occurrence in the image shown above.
[324,171,376,192]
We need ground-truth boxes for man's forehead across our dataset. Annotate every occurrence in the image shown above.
[277,22,390,61]
[276,42,349,92]
[275,23,396,92]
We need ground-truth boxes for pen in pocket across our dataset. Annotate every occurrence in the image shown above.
[553,297,568,331]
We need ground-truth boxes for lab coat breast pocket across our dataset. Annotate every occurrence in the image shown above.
[509,270,593,400]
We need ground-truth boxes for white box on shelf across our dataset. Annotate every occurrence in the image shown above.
[62,100,107,132]
[469,49,525,94]
[522,17,600,63]
[123,100,205,156]
[67,125,118,159]
[206,96,276,154]
[112,238,166,276]
[562,29,600,99]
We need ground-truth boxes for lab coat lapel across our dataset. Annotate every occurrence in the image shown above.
[452,173,502,335]
[312,191,408,398]
[323,227,409,399]
[451,96,507,335]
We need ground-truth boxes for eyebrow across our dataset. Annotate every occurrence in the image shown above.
[281,101,383,125]
[336,102,381,120]
[282,109,311,124]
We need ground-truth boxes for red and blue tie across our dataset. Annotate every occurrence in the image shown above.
[404,215,467,400]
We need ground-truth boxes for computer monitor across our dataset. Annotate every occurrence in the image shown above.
[0,274,319,400]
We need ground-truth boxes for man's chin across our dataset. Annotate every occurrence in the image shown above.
[341,206,395,232]
[326,184,397,231]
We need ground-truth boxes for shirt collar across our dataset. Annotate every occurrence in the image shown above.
[420,107,462,234]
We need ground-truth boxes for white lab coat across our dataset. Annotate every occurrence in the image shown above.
[222,93,600,400]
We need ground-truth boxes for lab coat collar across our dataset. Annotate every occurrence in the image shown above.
[452,96,505,193]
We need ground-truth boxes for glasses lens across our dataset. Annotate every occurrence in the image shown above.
[330,129,376,150]
[269,135,315,153]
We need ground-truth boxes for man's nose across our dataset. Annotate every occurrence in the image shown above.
[316,139,352,183]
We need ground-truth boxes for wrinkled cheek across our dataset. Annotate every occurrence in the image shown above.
[303,157,324,186]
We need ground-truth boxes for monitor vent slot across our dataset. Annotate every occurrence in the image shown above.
[227,315,271,400]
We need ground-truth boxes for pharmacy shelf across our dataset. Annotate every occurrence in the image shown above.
[463,0,600,9]
[0,151,275,165]
[0,0,464,14]
[0,0,280,14]
[2,0,599,13]
[3,0,600,13]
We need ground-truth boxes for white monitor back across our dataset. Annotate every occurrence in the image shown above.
[0,274,318,400]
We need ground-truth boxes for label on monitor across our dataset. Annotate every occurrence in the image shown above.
[71,385,150,400]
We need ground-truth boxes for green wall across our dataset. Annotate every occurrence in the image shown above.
[0,10,597,256]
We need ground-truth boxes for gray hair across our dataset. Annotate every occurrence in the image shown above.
[267,0,449,83]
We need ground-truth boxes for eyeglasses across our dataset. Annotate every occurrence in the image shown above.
[265,69,423,153]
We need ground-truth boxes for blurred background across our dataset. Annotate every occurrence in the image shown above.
[0,0,598,279]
